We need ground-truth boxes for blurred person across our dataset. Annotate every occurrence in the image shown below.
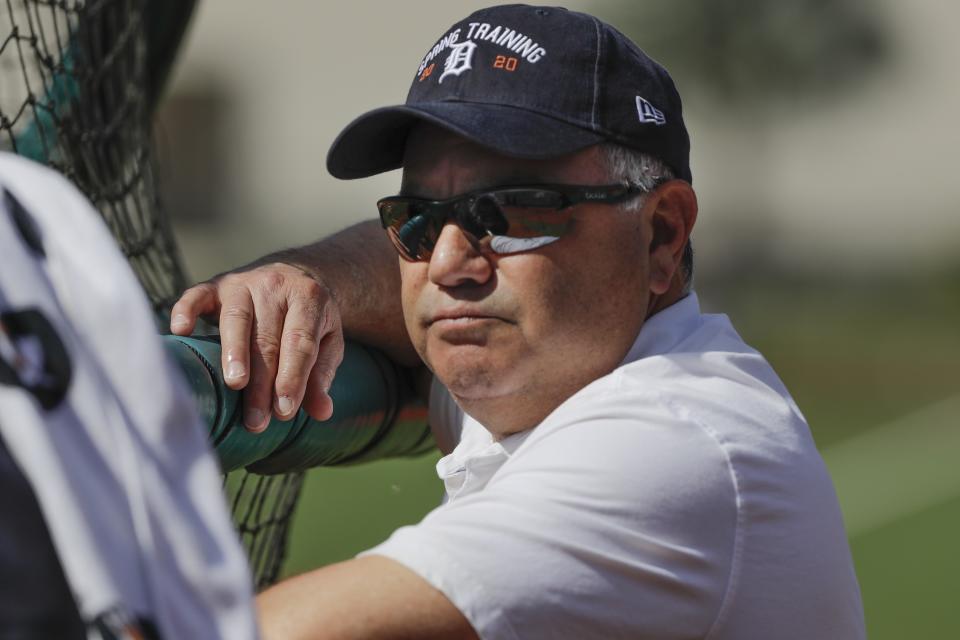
[171,5,865,639]
[0,152,258,639]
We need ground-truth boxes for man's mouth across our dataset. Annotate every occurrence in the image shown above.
[428,308,502,326]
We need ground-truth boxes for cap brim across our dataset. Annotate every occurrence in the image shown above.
[326,102,606,179]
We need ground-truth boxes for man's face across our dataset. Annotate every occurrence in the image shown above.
[398,125,656,436]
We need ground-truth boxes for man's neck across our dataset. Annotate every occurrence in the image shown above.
[451,382,577,441]
[646,279,687,320]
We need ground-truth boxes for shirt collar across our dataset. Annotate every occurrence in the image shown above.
[620,292,702,365]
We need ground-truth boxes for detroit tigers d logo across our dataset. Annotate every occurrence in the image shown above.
[439,40,478,84]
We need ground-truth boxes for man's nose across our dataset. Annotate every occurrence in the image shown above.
[427,222,493,288]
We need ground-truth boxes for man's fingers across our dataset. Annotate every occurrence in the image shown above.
[242,288,286,433]
[169,282,218,335]
[273,289,328,419]
[173,264,343,433]
[217,285,256,391]
[301,328,345,422]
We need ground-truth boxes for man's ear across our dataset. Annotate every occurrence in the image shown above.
[647,180,698,295]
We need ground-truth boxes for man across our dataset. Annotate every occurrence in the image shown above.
[172,5,865,638]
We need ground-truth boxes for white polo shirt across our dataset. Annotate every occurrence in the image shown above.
[364,293,865,639]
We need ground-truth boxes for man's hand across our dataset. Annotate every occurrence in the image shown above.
[169,262,344,432]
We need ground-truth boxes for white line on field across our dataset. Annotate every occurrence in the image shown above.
[821,393,960,538]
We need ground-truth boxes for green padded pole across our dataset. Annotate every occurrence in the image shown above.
[163,335,434,473]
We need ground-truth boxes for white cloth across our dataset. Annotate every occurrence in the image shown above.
[365,293,865,639]
[0,154,258,639]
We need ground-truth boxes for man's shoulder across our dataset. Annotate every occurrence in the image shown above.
[508,308,832,533]
[544,303,809,448]
[502,371,741,524]
[619,301,812,449]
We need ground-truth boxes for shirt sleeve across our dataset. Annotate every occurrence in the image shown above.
[363,388,739,640]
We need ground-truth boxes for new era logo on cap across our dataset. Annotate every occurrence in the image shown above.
[636,96,666,126]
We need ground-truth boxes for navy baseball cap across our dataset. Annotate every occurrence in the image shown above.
[326,4,691,183]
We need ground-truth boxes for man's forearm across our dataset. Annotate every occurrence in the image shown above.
[257,556,478,640]
[262,220,420,367]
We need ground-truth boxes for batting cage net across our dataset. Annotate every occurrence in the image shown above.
[1,0,303,589]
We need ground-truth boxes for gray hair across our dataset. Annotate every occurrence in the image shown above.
[600,144,694,293]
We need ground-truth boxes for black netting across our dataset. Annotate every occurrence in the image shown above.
[1,0,303,589]
[0,0,184,315]
[226,470,305,590]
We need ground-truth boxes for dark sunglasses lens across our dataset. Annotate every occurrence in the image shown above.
[380,200,440,260]
[482,190,573,253]
[462,195,509,238]
[397,214,435,259]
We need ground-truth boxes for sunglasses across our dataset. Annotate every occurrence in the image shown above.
[377,183,648,261]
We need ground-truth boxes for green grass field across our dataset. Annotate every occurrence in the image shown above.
[282,276,960,639]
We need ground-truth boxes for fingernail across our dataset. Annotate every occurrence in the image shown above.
[226,360,246,380]
[277,395,294,416]
[171,314,189,330]
[244,408,267,432]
